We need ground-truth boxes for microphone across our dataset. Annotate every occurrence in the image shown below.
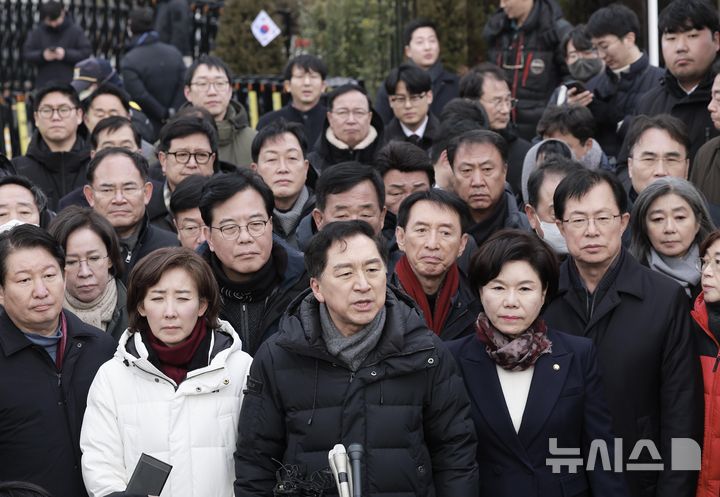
[347,443,363,497]
[328,444,352,497]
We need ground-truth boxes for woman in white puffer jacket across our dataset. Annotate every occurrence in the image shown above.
[80,247,253,497]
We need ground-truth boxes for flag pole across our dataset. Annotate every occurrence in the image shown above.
[648,0,659,66]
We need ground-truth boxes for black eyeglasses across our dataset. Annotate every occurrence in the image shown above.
[166,151,215,164]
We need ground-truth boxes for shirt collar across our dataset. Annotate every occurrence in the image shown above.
[400,115,429,138]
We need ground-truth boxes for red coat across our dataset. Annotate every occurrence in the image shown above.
[691,292,720,497]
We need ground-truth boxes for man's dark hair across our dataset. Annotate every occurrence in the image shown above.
[251,118,308,163]
[170,174,210,214]
[327,84,372,111]
[157,114,219,156]
[446,129,508,167]
[526,157,584,209]
[86,147,149,184]
[83,83,131,113]
[626,114,690,157]
[440,98,489,126]
[199,169,275,226]
[374,141,435,185]
[184,54,233,86]
[384,63,432,96]
[0,175,48,213]
[431,118,485,164]
[0,224,65,285]
[33,83,81,111]
[459,63,507,100]
[553,169,629,221]
[658,0,720,35]
[128,7,154,35]
[397,189,473,233]
[586,4,641,40]
[39,0,63,21]
[283,54,328,81]
[469,229,559,304]
[536,140,573,163]
[403,18,438,46]
[315,162,385,212]
[537,105,596,145]
[305,220,387,279]
[561,24,594,59]
[90,116,141,150]
[0,481,53,497]
[48,206,124,279]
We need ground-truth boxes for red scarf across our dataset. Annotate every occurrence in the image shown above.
[395,254,460,335]
[146,319,208,385]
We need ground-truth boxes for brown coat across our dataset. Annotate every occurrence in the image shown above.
[691,135,720,204]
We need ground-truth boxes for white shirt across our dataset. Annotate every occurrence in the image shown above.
[496,365,535,433]
[400,115,429,139]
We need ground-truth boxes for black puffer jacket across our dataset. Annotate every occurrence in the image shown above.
[12,131,91,211]
[484,0,571,141]
[234,287,479,497]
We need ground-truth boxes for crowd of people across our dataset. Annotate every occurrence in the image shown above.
[3,0,720,496]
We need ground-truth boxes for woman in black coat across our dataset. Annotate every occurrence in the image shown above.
[448,229,630,497]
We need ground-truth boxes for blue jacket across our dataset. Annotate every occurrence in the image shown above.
[447,328,631,497]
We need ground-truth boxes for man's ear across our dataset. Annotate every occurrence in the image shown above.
[311,208,324,230]
[83,184,95,207]
[250,162,258,171]
[310,277,325,303]
[396,226,406,251]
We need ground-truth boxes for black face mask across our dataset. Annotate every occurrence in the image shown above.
[568,58,604,82]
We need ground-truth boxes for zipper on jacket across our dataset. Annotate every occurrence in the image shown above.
[240,304,251,351]
[125,250,132,264]
[349,372,355,383]
[713,354,720,373]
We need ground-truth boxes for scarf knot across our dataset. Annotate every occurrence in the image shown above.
[475,312,552,371]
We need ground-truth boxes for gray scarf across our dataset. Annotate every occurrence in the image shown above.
[319,302,386,372]
[274,186,309,237]
[64,278,118,331]
[647,244,700,297]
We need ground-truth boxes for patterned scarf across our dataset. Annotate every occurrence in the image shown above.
[475,312,552,371]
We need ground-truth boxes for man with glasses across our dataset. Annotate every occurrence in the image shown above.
[483,0,571,140]
[198,169,308,355]
[544,168,702,497]
[183,54,256,168]
[459,62,531,197]
[13,84,90,211]
[170,174,209,250]
[382,63,438,154]
[256,54,328,147]
[83,147,178,282]
[308,84,384,175]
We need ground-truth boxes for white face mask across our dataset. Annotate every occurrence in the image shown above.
[538,219,568,254]
[0,219,35,233]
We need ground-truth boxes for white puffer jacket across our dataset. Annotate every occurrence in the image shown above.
[80,320,253,497]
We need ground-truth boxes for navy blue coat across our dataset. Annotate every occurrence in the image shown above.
[448,329,631,497]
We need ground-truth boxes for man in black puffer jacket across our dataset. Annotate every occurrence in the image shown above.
[234,221,478,497]
[483,0,571,141]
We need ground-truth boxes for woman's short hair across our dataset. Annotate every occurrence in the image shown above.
[699,229,720,257]
[48,206,124,279]
[126,247,220,334]
[629,177,715,262]
[469,229,559,304]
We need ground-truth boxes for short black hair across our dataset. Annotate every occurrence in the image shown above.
[48,206,124,279]
[170,174,210,214]
[0,174,48,213]
[129,7,154,35]
[39,0,63,20]
[626,113,690,157]
[526,157,584,208]
[658,0,720,35]
[446,129,508,167]
[469,228,559,303]
[157,114,219,156]
[0,224,65,285]
[33,83,81,111]
[374,141,434,185]
[537,105,596,145]
[184,54,233,86]
[283,54,328,81]
[86,147,149,184]
[439,98,489,126]
[561,24,594,58]
[315,162,385,212]
[431,118,485,164]
[327,84,372,111]
[250,118,308,163]
[403,18,438,46]
[384,63,432,95]
[83,83,131,113]
[0,481,53,497]
[397,189,473,233]
[536,140,573,163]
[586,4,641,40]
[90,116,141,150]
[553,168,629,221]
[199,169,275,226]
[305,220,387,279]
[459,63,507,100]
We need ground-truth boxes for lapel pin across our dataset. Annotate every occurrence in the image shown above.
[553,364,560,371]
